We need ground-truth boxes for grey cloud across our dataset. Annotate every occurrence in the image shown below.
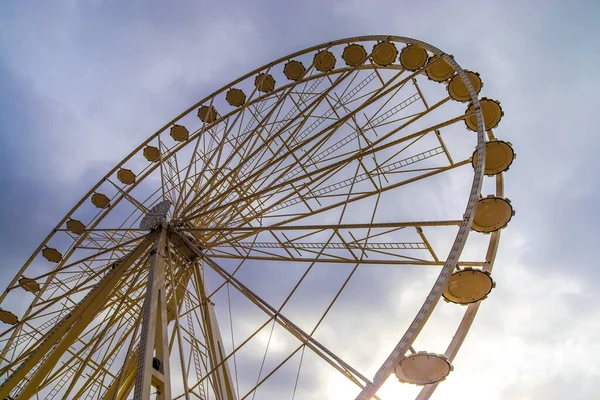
[1,0,599,399]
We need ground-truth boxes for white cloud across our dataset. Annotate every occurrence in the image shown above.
[1,0,598,399]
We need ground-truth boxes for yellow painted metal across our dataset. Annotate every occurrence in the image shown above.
[143,145,161,162]
[465,98,503,131]
[225,88,246,106]
[443,268,495,305]
[117,168,136,185]
[314,50,336,72]
[0,234,154,399]
[18,277,40,294]
[66,218,86,235]
[101,353,138,400]
[472,140,515,175]
[192,261,238,400]
[425,58,455,82]
[254,73,275,92]
[472,196,514,233]
[283,60,305,81]
[0,309,18,325]
[133,227,172,400]
[372,41,398,66]
[395,352,452,385]
[197,106,217,123]
[175,236,237,400]
[399,45,428,71]
[91,192,110,209]
[448,70,482,102]
[342,43,367,66]
[0,36,513,400]
[42,247,62,262]
[170,124,190,141]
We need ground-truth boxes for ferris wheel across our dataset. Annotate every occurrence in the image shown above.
[0,35,515,399]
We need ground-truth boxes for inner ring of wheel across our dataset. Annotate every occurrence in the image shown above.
[2,35,488,399]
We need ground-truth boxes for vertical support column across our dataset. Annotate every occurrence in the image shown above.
[133,225,172,400]
[192,261,238,400]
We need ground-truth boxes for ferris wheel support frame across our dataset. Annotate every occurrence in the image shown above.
[0,35,512,400]
[0,235,156,399]
[133,225,172,400]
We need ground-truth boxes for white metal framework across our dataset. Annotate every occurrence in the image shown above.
[0,35,514,399]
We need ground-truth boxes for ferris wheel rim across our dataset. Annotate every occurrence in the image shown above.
[0,36,479,293]
[0,35,507,400]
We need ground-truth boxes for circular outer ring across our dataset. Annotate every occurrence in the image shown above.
[0,309,18,325]
[472,196,514,233]
[0,36,491,400]
[283,60,306,81]
[395,352,453,385]
[442,268,495,305]
[143,146,160,162]
[372,41,398,66]
[399,44,428,71]
[465,98,503,131]
[254,73,275,92]
[342,43,367,66]
[472,140,515,176]
[42,247,62,263]
[313,50,336,72]
[117,168,136,185]
[448,70,482,102]
[66,219,86,235]
[225,88,246,106]
[425,57,455,82]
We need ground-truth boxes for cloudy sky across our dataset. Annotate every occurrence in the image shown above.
[1,1,599,399]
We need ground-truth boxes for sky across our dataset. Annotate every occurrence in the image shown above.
[1,0,600,399]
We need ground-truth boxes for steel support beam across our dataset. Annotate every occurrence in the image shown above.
[0,234,155,400]
[133,225,172,400]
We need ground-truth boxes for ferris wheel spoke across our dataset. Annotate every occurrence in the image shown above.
[173,96,270,217]
[0,37,511,399]
[205,253,485,267]
[182,73,370,226]
[176,231,376,393]
[8,234,150,297]
[182,220,462,231]
[257,87,447,197]
[180,60,395,220]
[411,78,455,165]
[207,241,437,267]
[179,101,466,228]
[173,122,225,218]
[198,64,338,197]
[221,66,417,209]
[0,255,149,370]
[252,146,445,220]
[0,234,155,400]
[189,155,469,247]
[159,135,184,204]
[181,66,415,220]
[185,77,296,215]
[51,259,148,399]
[198,254,380,398]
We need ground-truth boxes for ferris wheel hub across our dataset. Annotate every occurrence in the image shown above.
[140,200,172,230]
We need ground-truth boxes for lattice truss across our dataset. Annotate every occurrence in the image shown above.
[0,36,513,400]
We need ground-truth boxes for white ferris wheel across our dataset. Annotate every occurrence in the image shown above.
[0,35,515,400]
